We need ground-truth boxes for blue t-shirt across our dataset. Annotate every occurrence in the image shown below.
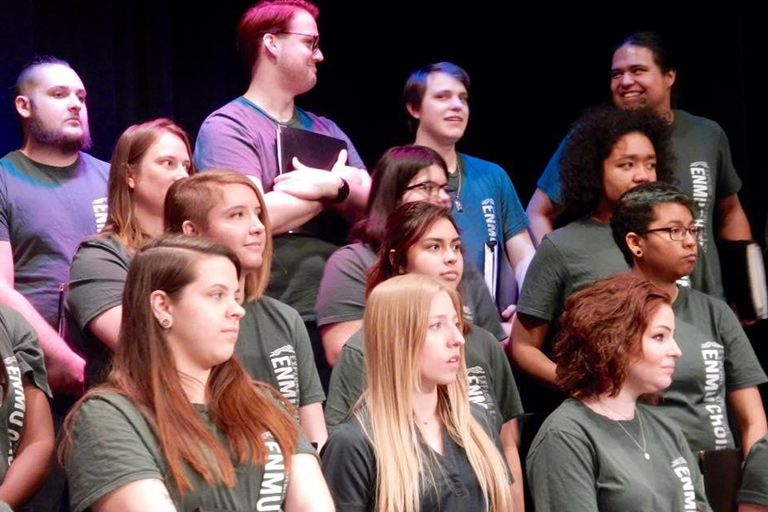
[449,153,529,307]
[0,150,108,327]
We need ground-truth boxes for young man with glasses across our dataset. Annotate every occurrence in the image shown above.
[404,62,535,316]
[194,0,370,388]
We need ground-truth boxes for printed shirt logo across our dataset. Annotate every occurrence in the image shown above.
[671,456,698,510]
[467,366,498,423]
[700,341,731,449]
[689,162,711,252]
[93,197,108,232]
[3,355,25,465]
[268,345,299,407]
[257,432,287,511]
[481,198,498,244]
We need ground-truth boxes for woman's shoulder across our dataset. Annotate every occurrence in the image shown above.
[323,409,374,460]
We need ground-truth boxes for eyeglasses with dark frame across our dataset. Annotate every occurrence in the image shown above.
[274,31,320,52]
[403,181,456,199]
[640,226,704,241]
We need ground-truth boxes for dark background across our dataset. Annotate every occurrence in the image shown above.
[1,3,767,379]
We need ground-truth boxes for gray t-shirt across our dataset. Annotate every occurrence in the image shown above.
[537,110,742,299]
[65,391,316,512]
[661,286,767,453]
[739,435,768,508]
[194,97,365,321]
[321,403,506,512]
[0,150,109,327]
[527,399,711,512]
[515,218,629,413]
[0,306,51,481]
[67,234,327,407]
[315,243,506,341]
[325,326,523,431]
[67,234,131,388]
[237,297,325,408]
[516,217,630,324]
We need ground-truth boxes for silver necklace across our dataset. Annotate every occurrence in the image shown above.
[599,403,650,460]
[453,157,464,212]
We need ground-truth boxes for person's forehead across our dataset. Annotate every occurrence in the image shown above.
[286,9,318,33]
[425,72,466,93]
[611,45,659,70]
[33,64,85,92]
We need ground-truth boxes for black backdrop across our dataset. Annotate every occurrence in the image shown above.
[2,2,766,232]
[1,3,767,377]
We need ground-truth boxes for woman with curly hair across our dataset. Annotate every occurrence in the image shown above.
[322,274,512,512]
[527,273,711,512]
[611,182,766,459]
[509,106,673,419]
[62,235,332,512]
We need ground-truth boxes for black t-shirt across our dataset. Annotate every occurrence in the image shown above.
[321,404,506,512]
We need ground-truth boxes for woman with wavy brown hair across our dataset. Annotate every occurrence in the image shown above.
[67,118,193,387]
[61,235,332,512]
[527,273,710,512]
[322,273,511,512]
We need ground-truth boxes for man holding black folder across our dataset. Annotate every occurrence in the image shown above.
[194,0,369,387]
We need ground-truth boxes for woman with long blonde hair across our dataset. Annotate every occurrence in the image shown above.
[322,273,511,512]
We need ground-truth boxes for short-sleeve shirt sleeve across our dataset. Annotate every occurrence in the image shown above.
[739,435,768,508]
[315,244,376,327]
[325,332,366,430]
[714,124,742,198]
[535,136,568,206]
[516,235,567,322]
[0,306,51,396]
[66,395,165,512]
[67,236,131,331]
[321,417,376,512]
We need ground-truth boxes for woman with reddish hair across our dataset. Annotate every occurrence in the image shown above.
[62,235,332,512]
[527,273,711,512]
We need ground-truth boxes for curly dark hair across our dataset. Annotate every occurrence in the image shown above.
[553,273,671,399]
[560,106,675,216]
[611,182,697,266]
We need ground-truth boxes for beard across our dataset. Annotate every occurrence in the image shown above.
[27,112,93,153]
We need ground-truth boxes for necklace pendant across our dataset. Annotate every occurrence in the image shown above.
[644,452,650,460]
[454,198,464,212]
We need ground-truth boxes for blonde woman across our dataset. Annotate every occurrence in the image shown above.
[321,274,511,512]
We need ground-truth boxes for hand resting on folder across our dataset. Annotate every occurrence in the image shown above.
[273,149,370,221]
